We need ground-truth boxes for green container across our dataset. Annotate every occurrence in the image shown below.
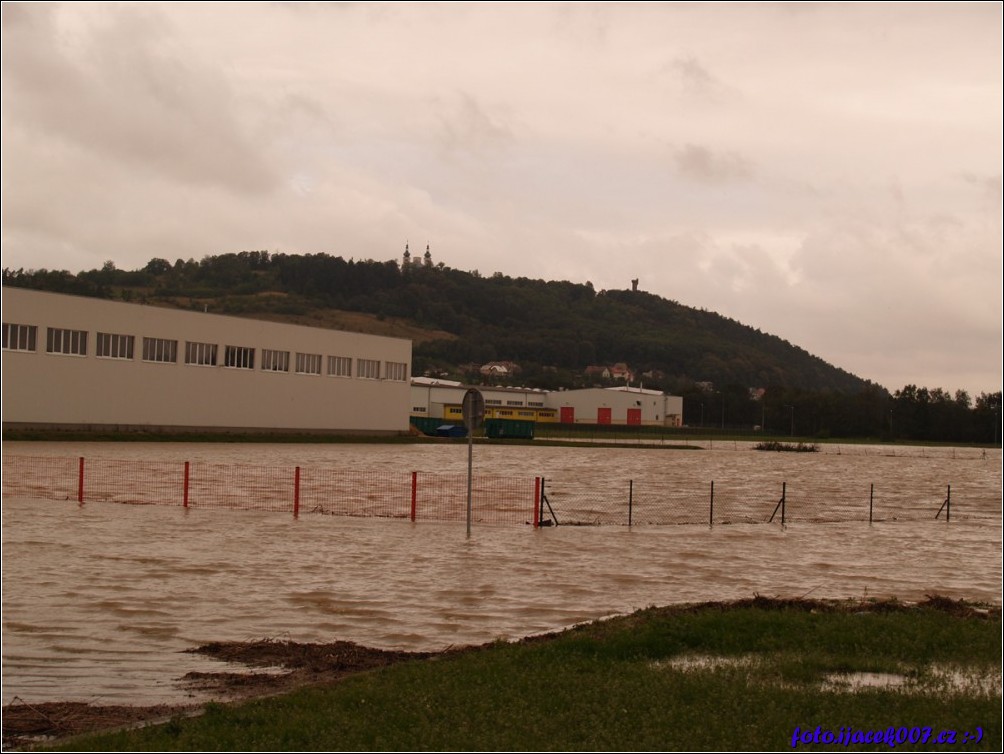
[484,418,535,439]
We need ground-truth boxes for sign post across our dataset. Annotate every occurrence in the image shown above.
[462,388,485,538]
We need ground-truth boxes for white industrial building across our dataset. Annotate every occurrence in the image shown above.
[410,378,556,423]
[548,386,683,426]
[410,378,683,427]
[2,287,412,434]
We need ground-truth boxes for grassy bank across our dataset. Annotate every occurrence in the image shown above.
[35,597,1001,752]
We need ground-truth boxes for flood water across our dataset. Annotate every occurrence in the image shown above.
[2,441,1001,706]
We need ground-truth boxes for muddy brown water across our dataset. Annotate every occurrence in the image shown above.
[2,441,1000,706]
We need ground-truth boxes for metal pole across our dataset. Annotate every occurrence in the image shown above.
[77,457,85,505]
[410,471,418,522]
[466,430,473,538]
[946,484,951,522]
[869,483,873,524]
[533,477,541,528]
[628,479,633,527]
[709,480,714,527]
[781,482,786,525]
[183,461,190,508]
[293,466,300,519]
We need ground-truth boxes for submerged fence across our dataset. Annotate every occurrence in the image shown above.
[2,454,997,528]
[0,455,539,527]
[540,478,993,526]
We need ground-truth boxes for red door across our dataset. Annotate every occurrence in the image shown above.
[560,406,575,424]
[597,407,612,425]
[627,408,642,425]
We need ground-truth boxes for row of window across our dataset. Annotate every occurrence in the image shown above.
[483,398,546,408]
[3,322,408,381]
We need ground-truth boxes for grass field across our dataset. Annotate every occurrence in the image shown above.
[22,596,1000,752]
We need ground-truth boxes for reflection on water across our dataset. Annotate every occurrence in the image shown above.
[2,442,1000,705]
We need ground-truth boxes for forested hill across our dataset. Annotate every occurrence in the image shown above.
[3,251,871,394]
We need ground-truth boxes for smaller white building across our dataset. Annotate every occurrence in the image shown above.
[548,386,682,427]
[410,380,682,427]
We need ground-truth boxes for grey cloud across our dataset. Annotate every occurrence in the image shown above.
[1,5,277,195]
[436,93,514,157]
[673,143,753,183]
[961,172,1003,203]
[667,55,735,103]
[672,56,717,94]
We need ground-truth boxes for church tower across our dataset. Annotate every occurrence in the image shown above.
[402,242,411,271]
[424,244,432,267]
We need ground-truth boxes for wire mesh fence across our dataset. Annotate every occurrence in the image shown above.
[2,454,997,528]
[1,455,538,527]
[539,476,998,527]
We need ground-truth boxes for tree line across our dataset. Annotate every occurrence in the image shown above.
[3,252,999,443]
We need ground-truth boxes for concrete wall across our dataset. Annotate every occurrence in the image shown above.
[2,288,411,434]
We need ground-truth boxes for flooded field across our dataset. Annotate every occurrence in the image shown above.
[2,441,1001,706]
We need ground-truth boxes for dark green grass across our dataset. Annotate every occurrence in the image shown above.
[46,601,1001,751]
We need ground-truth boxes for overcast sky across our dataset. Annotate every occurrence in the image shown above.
[2,2,1001,395]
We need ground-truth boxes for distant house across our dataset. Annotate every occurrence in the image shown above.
[585,363,635,383]
[479,360,520,377]
[608,363,634,382]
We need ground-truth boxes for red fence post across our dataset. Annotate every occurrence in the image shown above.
[294,466,301,518]
[77,457,85,505]
[410,471,418,522]
[533,477,541,528]
[183,461,190,508]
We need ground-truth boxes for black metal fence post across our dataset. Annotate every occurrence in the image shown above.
[628,479,633,528]
[935,484,952,522]
[709,480,714,527]
[769,482,786,524]
[869,483,874,524]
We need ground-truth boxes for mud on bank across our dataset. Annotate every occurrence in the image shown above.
[2,595,999,750]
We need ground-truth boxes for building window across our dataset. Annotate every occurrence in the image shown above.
[142,337,177,363]
[296,352,322,375]
[485,399,502,406]
[327,355,352,377]
[224,345,255,369]
[3,323,37,352]
[411,406,428,413]
[95,332,135,360]
[506,400,523,406]
[385,361,408,381]
[528,401,544,407]
[518,411,534,417]
[46,327,88,356]
[357,358,381,379]
[261,349,289,372]
[185,341,218,366]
